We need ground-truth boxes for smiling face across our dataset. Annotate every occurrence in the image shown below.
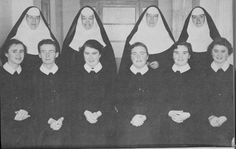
[131,45,149,69]
[39,44,58,65]
[212,44,229,64]
[173,45,190,66]
[83,46,101,68]
[5,44,25,66]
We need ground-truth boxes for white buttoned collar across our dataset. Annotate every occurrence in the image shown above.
[130,64,149,75]
[3,62,22,75]
[172,63,191,73]
[40,64,58,75]
[84,62,102,73]
[211,61,230,72]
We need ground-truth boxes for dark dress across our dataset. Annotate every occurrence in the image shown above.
[0,67,34,148]
[115,68,163,147]
[201,65,234,146]
[177,6,221,77]
[70,66,115,147]
[32,67,70,147]
[159,67,203,146]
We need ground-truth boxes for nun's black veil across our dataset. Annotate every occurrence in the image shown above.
[177,6,221,73]
[0,6,60,67]
[60,6,116,76]
[118,5,175,80]
[178,6,221,43]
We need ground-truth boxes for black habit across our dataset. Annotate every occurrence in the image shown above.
[32,66,70,147]
[0,66,34,148]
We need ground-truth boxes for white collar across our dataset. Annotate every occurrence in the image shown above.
[211,61,230,72]
[3,62,22,75]
[40,64,58,75]
[172,63,191,73]
[130,65,149,75]
[84,62,102,73]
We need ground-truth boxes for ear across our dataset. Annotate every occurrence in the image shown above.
[55,52,59,58]
[5,53,9,58]
[38,53,42,59]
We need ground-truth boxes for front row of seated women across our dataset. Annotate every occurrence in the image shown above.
[0,37,234,147]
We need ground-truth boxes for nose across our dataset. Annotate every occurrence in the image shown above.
[136,54,141,59]
[32,18,37,24]
[46,52,50,58]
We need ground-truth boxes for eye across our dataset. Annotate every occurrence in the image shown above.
[192,15,197,20]
[183,51,189,54]
[200,14,205,18]
[92,51,98,55]
[221,50,226,53]
[84,51,89,55]
[19,49,25,53]
[140,52,147,55]
[213,49,219,53]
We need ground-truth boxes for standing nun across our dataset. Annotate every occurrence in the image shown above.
[119,5,175,77]
[1,6,59,76]
[62,6,117,147]
[178,7,221,77]
[60,6,116,75]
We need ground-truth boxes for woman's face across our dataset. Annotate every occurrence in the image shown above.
[5,44,25,65]
[146,12,158,27]
[131,46,149,69]
[84,46,101,68]
[81,14,94,30]
[26,14,40,30]
[212,44,229,64]
[191,13,205,27]
[173,45,190,66]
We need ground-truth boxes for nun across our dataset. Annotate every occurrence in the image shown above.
[178,7,221,76]
[115,41,164,147]
[1,6,59,76]
[119,5,175,77]
[69,39,116,147]
[201,37,234,146]
[60,6,116,76]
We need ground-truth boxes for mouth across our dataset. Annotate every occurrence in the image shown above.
[15,58,22,61]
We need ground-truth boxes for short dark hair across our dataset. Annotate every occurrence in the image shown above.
[130,42,149,55]
[173,41,193,55]
[2,39,27,55]
[38,39,60,53]
[80,39,104,54]
[208,37,233,55]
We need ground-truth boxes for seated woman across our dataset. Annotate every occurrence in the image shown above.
[1,39,33,147]
[115,42,163,147]
[69,39,116,147]
[202,37,234,146]
[159,41,203,146]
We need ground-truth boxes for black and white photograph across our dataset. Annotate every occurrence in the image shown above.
[0,0,235,148]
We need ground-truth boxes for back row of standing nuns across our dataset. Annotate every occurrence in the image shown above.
[0,5,234,148]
